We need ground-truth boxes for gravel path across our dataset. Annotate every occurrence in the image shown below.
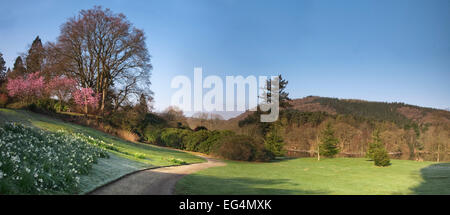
[89,156,225,195]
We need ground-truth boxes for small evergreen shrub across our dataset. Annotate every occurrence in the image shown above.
[373,148,391,167]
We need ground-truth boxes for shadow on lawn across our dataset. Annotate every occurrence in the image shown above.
[410,163,450,195]
[178,174,329,195]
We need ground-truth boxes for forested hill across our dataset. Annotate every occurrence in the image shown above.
[187,96,450,162]
[288,96,450,125]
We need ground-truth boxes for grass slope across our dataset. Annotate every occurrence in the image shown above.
[0,108,204,194]
[176,158,450,195]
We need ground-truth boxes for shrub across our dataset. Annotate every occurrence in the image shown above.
[194,126,208,131]
[213,134,271,161]
[28,98,58,113]
[198,130,234,154]
[0,93,8,107]
[53,102,70,112]
[164,157,187,165]
[184,130,211,152]
[264,127,285,157]
[159,128,192,149]
[373,148,391,167]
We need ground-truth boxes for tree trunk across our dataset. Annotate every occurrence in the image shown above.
[317,135,320,161]
[84,95,88,115]
[437,143,440,162]
[101,87,106,114]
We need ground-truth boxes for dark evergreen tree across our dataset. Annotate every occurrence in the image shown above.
[136,93,149,114]
[26,36,44,73]
[0,52,6,85]
[10,56,27,78]
[0,52,5,73]
[261,74,291,108]
[319,123,340,157]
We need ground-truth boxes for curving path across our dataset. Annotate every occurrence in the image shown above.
[89,156,225,195]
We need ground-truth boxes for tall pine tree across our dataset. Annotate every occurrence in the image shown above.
[261,74,291,108]
[0,52,6,87]
[26,36,44,73]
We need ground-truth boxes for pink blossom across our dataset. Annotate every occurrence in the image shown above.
[7,72,45,100]
[72,87,100,108]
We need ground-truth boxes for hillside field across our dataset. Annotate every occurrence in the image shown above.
[176,158,450,195]
[0,109,204,194]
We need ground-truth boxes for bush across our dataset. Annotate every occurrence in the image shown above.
[159,128,192,149]
[213,134,272,161]
[0,93,8,107]
[144,126,163,144]
[53,102,70,112]
[184,130,211,152]
[28,98,58,113]
[194,126,208,131]
[264,127,285,157]
[198,130,233,154]
[373,148,390,167]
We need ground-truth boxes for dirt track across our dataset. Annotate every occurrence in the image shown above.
[89,156,225,195]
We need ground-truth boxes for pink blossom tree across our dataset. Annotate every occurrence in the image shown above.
[6,72,45,103]
[72,87,100,114]
[47,76,77,104]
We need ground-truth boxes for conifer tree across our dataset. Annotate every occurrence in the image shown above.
[366,129,383,160]
[262,74,291,108]
[10,56,27,78]
[319,123,340,157]
[26,36,45,73]
[366,129,390,166]
[0,52,5,73]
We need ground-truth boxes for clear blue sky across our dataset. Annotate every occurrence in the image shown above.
[1,0,449,113]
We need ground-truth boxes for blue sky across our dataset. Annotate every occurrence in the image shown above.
[1,0,449,114]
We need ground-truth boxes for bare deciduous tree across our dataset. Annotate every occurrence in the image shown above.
[48,6,152,113]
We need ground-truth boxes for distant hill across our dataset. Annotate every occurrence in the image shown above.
[288,96,450,125]
[186,96,450,162]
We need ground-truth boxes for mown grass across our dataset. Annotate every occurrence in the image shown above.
[176,158,450,195]
[0,108,205,194]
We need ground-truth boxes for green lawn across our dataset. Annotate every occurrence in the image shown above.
[176,158,450,195]
[0,108,204,194]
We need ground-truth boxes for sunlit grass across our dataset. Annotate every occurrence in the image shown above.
[176,158,450,195]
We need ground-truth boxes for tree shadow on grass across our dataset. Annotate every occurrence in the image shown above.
[410,163,450,195]
[177,174,329,195]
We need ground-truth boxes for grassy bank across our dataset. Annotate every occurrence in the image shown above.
[0,108,204,194]
[176,157,450,195]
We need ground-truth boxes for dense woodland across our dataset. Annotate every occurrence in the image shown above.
[190,96,450,162]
